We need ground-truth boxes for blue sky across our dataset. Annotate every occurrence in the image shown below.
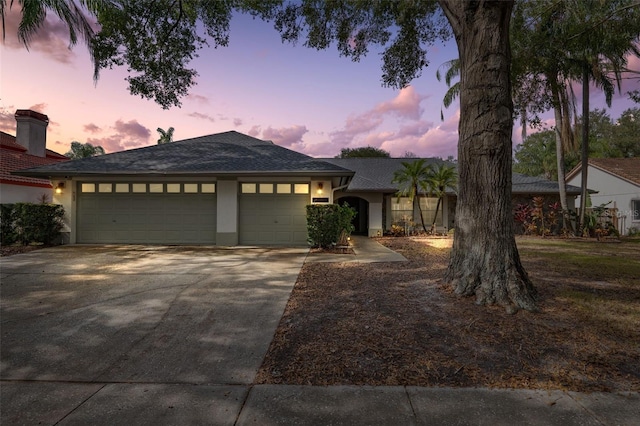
[1,8,637,158]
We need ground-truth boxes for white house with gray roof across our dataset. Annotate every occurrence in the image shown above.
[16,131,582,245]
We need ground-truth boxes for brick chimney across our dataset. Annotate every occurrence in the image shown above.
[15,109,49,157]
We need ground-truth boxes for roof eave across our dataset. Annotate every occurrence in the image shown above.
[13,170,355,179]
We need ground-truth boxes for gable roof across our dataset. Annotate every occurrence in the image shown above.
[566,158,640,187]
[323,158,448,192]
[15,131,353,178]
[1,131,68,188]
[324,157,581,195]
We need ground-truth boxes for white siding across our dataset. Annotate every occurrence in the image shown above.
[567,166,640,235]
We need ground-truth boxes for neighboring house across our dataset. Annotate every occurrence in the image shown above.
[0,110,68,204]
[16,130,582,245]
[566,158,640,236]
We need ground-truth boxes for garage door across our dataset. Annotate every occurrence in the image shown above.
[239,182,309,245]
[77,182,216,244]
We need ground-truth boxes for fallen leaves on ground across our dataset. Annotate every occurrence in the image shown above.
[256,237,640,392]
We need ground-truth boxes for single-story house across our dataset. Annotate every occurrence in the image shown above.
[16,130,581,245]
[566,158,640,236]
[16,131,353,245]
[0,110,68,203]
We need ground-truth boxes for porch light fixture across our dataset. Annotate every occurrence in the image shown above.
[316,182,324,195]
[55,182,65,194]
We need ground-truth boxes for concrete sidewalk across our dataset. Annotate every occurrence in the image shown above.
[305,235,407,263]
[2,381,638,425]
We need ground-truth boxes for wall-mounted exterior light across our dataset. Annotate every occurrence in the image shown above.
[316,182,324,195]
[55,182,65,194]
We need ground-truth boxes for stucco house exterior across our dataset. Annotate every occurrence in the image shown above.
[17,131,353,245]
[0,110,68,203]
[566,158,640,236]
[16,130,582,245]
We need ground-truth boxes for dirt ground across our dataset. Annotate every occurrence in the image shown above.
[0,244,48,257]
[256,236,640,392]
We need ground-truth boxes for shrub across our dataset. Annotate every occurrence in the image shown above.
[1,203,65,245]
[514,197,559,236]
[0,204,18,245]
[388,224,405,237]
[306,203,356,248]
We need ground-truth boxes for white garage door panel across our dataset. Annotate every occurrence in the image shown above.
[78,192,216,244]
[239,193,308,245]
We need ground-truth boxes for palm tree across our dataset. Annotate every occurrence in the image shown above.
[435,59,460,121]
[65,141,105,159]
[157,127,174,144]
[392,159,433,233]
[1,1,105,50]
[425,163,457,234]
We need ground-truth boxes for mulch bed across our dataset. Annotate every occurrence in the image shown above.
[0,245,48,257]
[256,237,640,392]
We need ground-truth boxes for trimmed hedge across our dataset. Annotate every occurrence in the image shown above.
[306,203,356,248]
[0,203,65,245]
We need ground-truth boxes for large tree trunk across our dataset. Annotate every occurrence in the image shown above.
[439,0,537,313]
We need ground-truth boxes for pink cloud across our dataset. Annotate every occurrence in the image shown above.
[188,112,216,122]
[186,93,209,104]
[83,123,102,133]
[28,103,49,114]
[86,119,151,152]
[247,125,261,137]
[0,107,15,133]
[114,120,151,140]
[233,118,243,127]
[329,85,429,149]
[373,86,426,120]
[374,112,459,158]
[261,125,309,149]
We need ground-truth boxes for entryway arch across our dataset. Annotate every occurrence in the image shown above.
[336,196,369,235]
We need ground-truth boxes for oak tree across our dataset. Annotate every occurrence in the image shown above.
[6,0,541,312]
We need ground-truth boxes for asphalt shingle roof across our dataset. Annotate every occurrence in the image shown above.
[567,158,640,187]
[324,157,582,195]
[15,131,353,178]
[512,173,581,195]
[323,158,448,192]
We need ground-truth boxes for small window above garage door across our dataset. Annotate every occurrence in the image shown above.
[80,182,216,194]
[240,183,309,194]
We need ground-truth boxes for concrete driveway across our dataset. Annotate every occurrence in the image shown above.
[0,245,307,425]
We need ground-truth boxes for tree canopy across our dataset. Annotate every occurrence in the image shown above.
[513,107,640,180]
[65,141,105,159]
[336,146,390,158]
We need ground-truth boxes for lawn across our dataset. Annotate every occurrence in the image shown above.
[256,236,640,392]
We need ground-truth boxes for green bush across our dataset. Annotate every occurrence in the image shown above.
[0,204,18,245]
[306,203,356,248]
[0,203,65,245]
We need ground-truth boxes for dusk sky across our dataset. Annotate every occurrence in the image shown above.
[1,7,638,158]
